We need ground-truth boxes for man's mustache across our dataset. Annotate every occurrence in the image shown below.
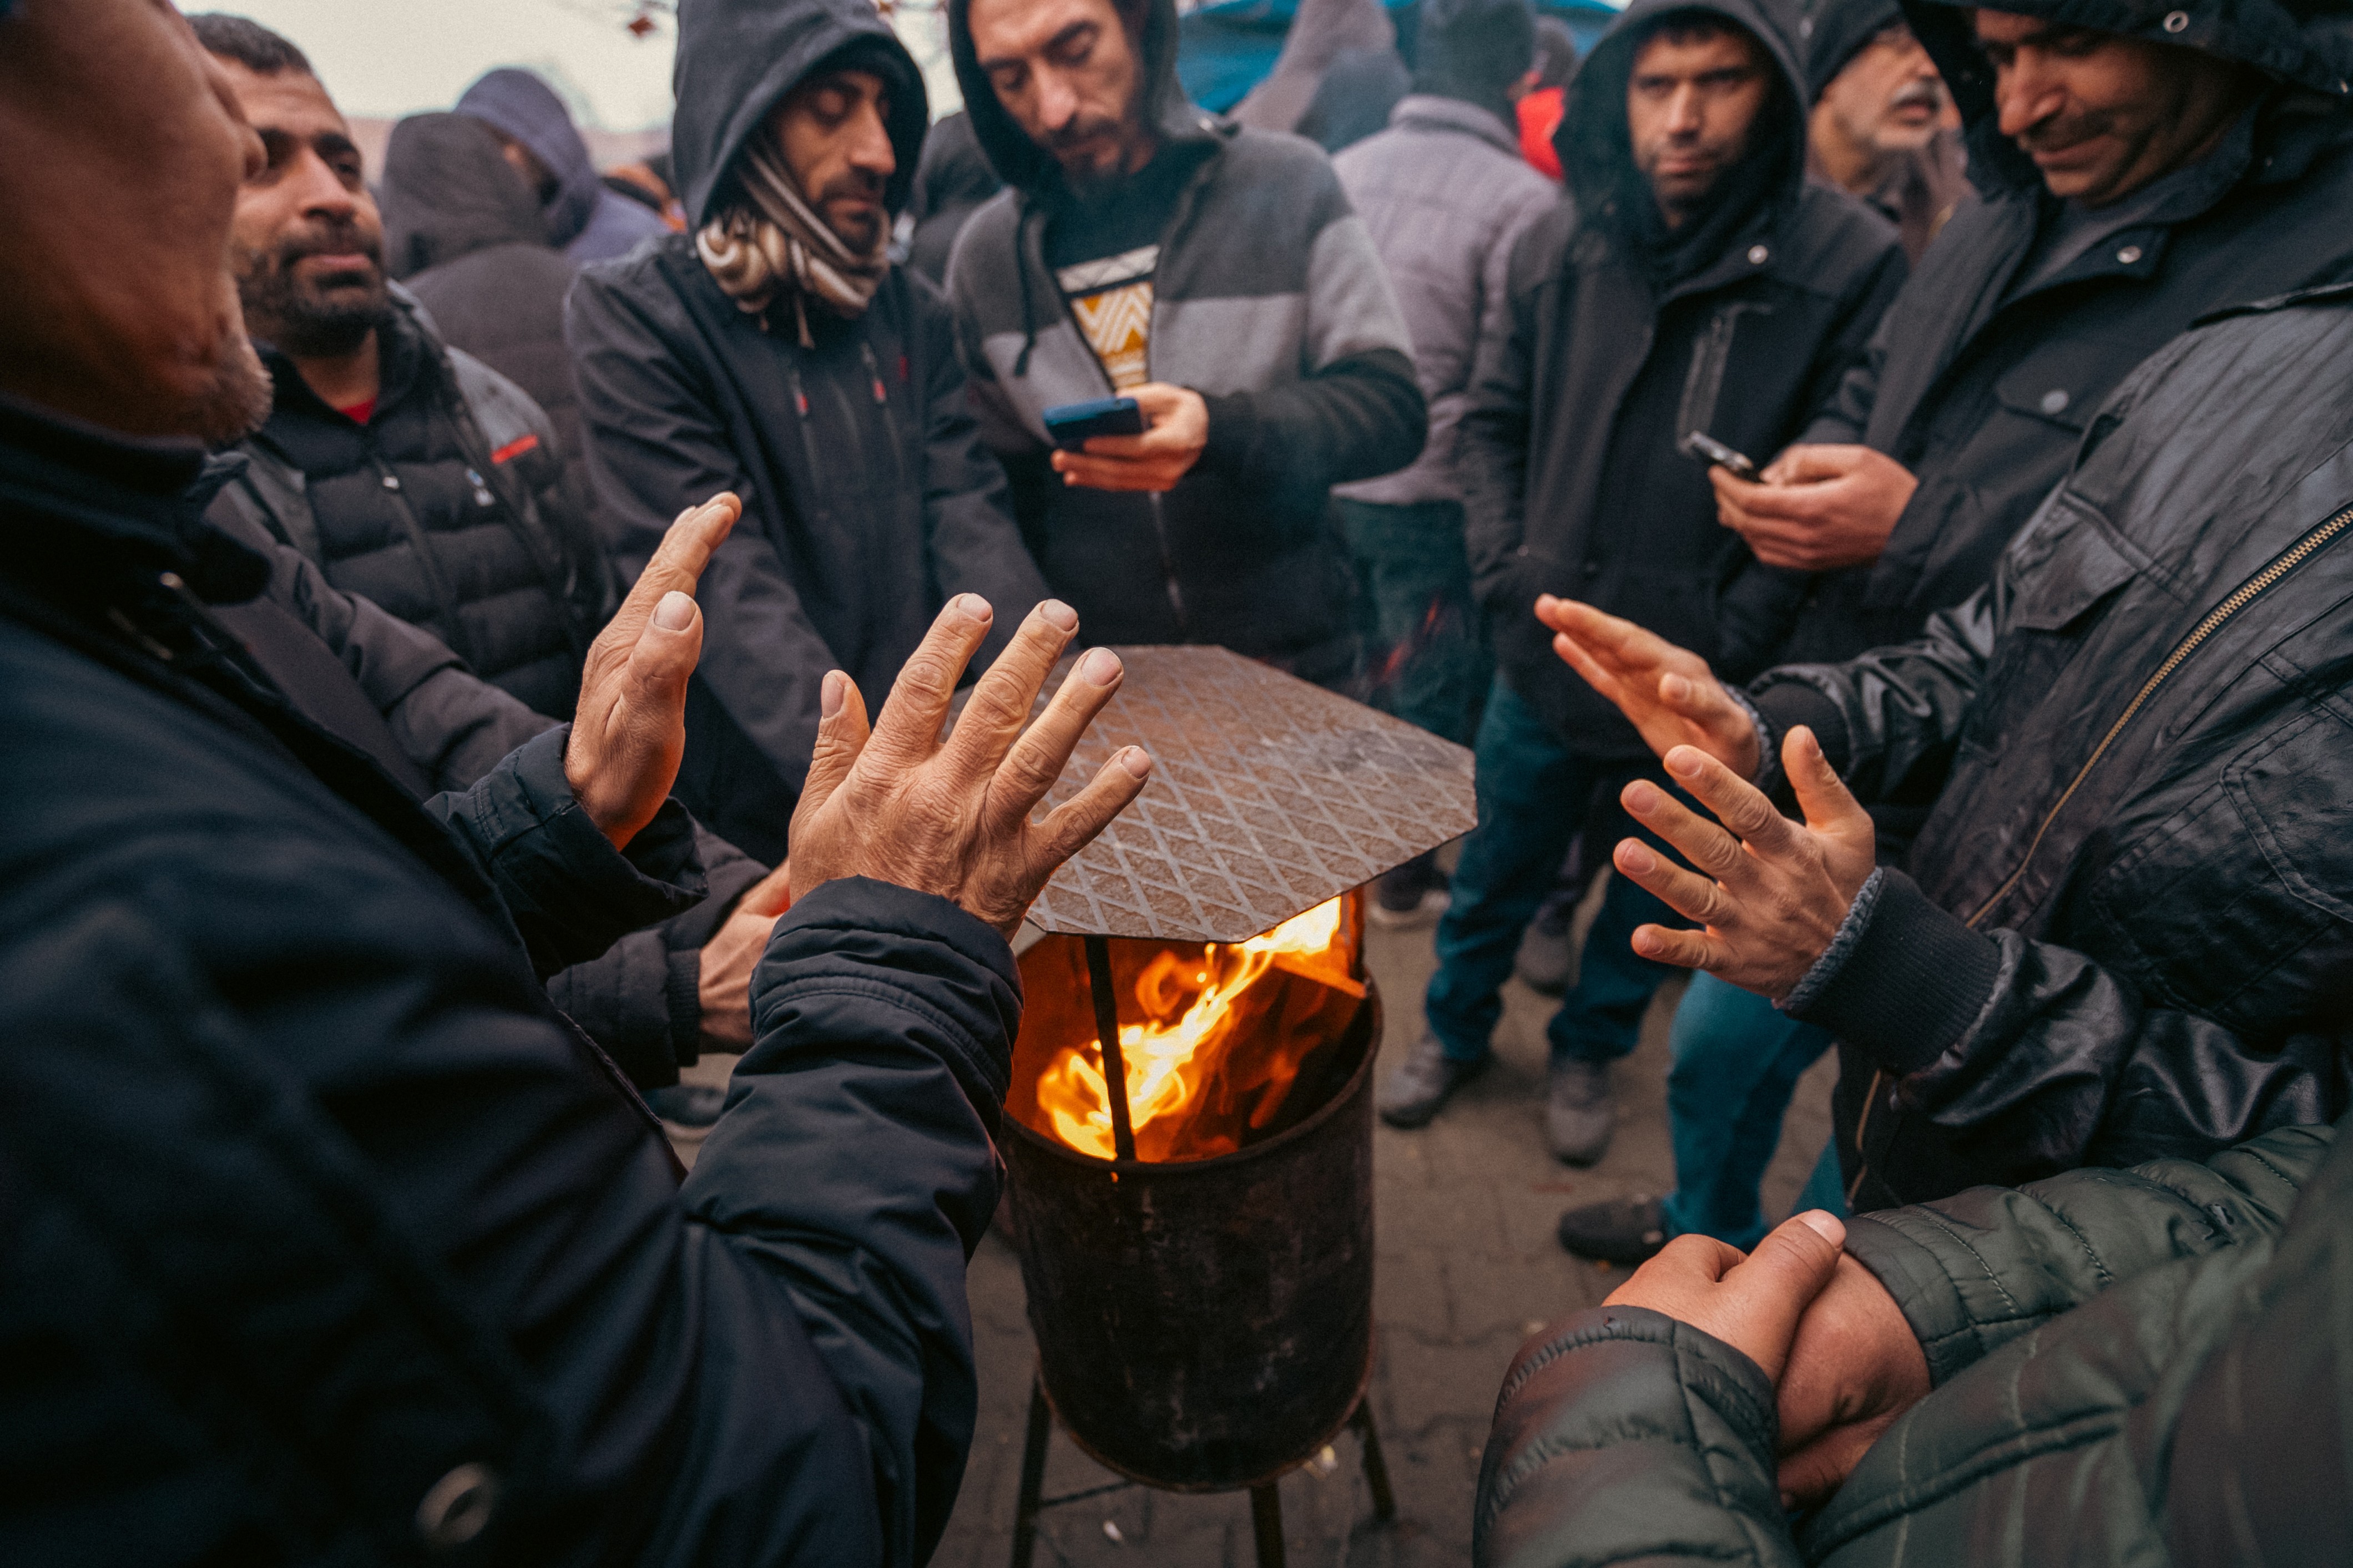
[1046,114,1123,154]
[1892,79,1944,113]
[271,223,381,272]
[2015,105,2113,154]
[816,172,886,206]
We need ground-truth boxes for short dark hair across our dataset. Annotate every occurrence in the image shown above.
[1415,0,1538,102]
[1630,7,1756,59]
[188,13,314,77]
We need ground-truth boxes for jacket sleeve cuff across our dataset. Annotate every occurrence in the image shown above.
[666,947,704,1065]
[1721,682,1779,790]
[1779,869,2001,1074]
[1749,675,1852,776]
[1839,1216,1983,1387]
[1196,388,1256,473]
[441,726,709,977]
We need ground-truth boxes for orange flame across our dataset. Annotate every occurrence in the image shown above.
[1027,896,1362,1162]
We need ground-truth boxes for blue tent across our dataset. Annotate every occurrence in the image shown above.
[1177,0,1622,113]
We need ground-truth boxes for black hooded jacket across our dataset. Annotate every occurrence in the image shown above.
[565,0,1046,868]
[382,111,592,484]
[1776,0,2353,667]
[1458,0,1906,753]
[943,0,1427,686]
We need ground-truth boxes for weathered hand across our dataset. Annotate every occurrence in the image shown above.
[1611,726,1876,999]
[1603,1211,1848,1385]
[1774,1252,1931,1509]
[1050,381,1209,493]
[1710,444,1916,571]
[565,493,740,849]
[1537,595,1761,778]
[785,595,1153,939]
[694,861,795,1051]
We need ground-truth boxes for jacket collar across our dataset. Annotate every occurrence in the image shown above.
[1387,94,1522,158]
[0,393,266,606]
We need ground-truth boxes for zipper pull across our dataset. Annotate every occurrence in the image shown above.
[789,368,809,418]
[861,343,887,405]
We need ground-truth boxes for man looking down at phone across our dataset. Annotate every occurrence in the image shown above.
[945,0,1426,692]
[1714,0,2353,670]
[1379,0,1903,1161]
[567,0,1047,868]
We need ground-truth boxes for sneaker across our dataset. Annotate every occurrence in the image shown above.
[1514,893,1577,995]
[1377,1029,1488,1128]
[1368,853,1450,930]
[1544,1058,1615,1165]
[648,1083,726,1130]
[1556,1194,1668,1266]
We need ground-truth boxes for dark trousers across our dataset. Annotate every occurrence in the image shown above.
[1338,497,1488,746]
[1425,675,1684,1068]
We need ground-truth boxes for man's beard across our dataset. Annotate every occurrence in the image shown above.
[184,331,276,446]
[1046,113,1137,193]
[234,221,391,360]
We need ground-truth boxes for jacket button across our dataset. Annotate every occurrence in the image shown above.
[2163,9,2188,29]
[1746,244,1769,265]
[381,473,402,491]
[416,1462,499,1551]
[2116,244,2143,264]
[2039,389,2070,416]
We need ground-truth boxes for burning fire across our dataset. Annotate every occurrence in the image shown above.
[1024,896,1364,1162]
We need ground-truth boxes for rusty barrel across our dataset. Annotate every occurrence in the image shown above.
[1001,979,1380,1492]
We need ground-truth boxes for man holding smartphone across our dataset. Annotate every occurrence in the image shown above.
[1385,0,1905,1164]
[945,0,1427,692]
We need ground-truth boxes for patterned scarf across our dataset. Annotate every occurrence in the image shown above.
[695,137,888,347]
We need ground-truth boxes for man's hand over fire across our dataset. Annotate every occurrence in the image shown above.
[567,492,740,849]
[1537,595,1761,778]
[1710,444,1916,571]
[1612,727,1875,999]
[786,595,1153,940]
[1603,1211,1848,1387]
[1051,382,1209,493]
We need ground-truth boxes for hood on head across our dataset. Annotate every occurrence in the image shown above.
[1802,0,1905,99]
[455,68,604,249]
[669,0,929,230]
[1900,0,2353,195]
[948,0,1216,195]
[380,112,550,280]
[1556,0,1812,221]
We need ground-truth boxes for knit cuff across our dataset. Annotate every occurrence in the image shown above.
[1721,682,1778,791]
[666,947,703,1066]
[1196,388,1256,473]
[1779,869,2002,1075]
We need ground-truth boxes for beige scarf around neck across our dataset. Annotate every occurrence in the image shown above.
[695,136,888,347]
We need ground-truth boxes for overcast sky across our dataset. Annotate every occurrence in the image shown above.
[213,1,965,130]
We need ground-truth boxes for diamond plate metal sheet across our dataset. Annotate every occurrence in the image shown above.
[991,646,1477,942]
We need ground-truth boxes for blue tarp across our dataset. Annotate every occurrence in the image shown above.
[1177,0,1622,113]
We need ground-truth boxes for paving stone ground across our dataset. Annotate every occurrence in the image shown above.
[678,877,1834,1568]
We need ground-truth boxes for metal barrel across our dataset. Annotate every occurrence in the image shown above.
[1001,979,1381,1492]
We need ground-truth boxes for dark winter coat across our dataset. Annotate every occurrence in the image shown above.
[217,289,614,721]
[566,0,1047,869]
[1750,285,2353,1208]
[204,495,765,1090]
[1776,0,2353,666]
[382,111,593,486]
[903,110,1001,287]
[945,0,1427,684]
[455,67,671,266]
[1475,1117,2345,1566]
[0,392,1020,1567]
[1460,0,1906,754]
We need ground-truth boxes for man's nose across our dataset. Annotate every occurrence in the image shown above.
[1994,56,2064,139]
[850,102,896,179]
[289,147,357,218]
[1664,84,1704,136]
[1036,68,1080,134]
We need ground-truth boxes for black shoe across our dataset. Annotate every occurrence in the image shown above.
[1377,1029,1487,1127]
[648,1083,726,1129]
[1556,1195,1668,1266]
[1369,852,1450,930]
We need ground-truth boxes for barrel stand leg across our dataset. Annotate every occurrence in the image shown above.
[1008,1373,1053,1568]
[1350,1397,1397,1523]
[1249,1481,1286,1568]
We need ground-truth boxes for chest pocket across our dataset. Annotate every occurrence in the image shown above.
[1961,498,2140,756]
[1674,300,1775,450]
[2078,711,2353,1035]
[1991,333,2127,435]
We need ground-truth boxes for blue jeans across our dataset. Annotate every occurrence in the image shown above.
[1426,676,1683,1068]
[1661,970,1839,1248]
[1338,497,1489,746]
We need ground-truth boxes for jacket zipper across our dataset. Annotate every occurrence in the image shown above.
[1845,498,2353,1206]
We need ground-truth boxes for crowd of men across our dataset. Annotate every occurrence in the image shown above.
[3,0,2351,1561]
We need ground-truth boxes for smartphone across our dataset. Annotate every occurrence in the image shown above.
[1044,396,1146,451]
[1683,431,1758,479]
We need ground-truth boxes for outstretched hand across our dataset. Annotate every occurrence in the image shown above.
[786,596,1154,938]
[1604,1211,1848,1386]
[566,492,741,849]
[1610,726,1876,999]
[1536,595,1761,779]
